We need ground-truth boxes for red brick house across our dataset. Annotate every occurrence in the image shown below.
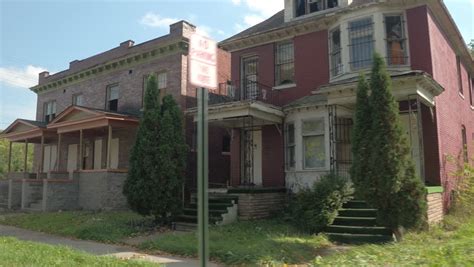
[194,0,473,218]
[0,21,231,211]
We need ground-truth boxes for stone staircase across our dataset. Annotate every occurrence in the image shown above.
[324,200,394,244]
[24,183,43,212]
[174,194,238,231]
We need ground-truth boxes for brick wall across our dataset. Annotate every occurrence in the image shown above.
[235,192,287,220]
[262,125,285,187]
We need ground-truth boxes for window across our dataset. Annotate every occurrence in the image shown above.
[285,123,296,169]
[462,125,468,163]
[385,15,407,65]
[242,56,258,99]
[72,94,83,106]
[330,27,342,76]
[142,72,168,106]
[44,101,56,123]
[106,84,119,111]
[469,77,473,106]
[349,17,374,70]
[295,0,338,17]
[222,134,231,154]
[302,119,325,169]
[275,41,295,86]
[456,56,463,95]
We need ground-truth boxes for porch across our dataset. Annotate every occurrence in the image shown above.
[0,106,139,211]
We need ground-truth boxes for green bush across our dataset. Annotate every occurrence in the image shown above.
[289,173,354,233]
[450,147,474,215]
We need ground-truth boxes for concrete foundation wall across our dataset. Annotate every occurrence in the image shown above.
[44,180,79,211]
[8,180,22,209]
[234,192,287,220]
[77,171,128,210]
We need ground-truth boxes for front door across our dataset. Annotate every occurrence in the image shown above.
[67,144,78,172]
[242,130,262,186]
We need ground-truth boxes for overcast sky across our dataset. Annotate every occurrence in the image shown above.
[0,0,473,128]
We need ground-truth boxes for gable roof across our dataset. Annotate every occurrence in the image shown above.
[48,105,139,126]
[2,119,46,134]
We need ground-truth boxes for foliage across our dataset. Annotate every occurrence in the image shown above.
[469,39,474,57]
[0,237,157,266]
[0,211,153,243]
[352,53,426,230]
[288,173,354,233]
[123,74,188,224]
[0,138,34,179]
[350,74,372,198]
[313,212,474,266]
[140,219,330,266]
[450,146,474,215]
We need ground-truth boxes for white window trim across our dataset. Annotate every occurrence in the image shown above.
[329,26,344,78]
[301,118,327,170]
[383,11,411,68]
[348,16,375,72]
[275,40,295,87]
[285,122,296,171]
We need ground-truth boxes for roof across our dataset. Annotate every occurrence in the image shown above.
[284,94,328,111]
[220,0,374,46]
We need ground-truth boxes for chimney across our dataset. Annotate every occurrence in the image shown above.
[69,60,80,71]
[170,20,196,38]
[120,40,134,48]
[38,71,50,84]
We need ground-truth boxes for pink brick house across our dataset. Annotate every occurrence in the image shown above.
[195,0,473,215]
[0,21,231,211]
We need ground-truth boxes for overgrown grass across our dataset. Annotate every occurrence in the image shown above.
[140,219,331,266]
[313,212,474,266]
[0,211,153,243]
[0,237,159,266]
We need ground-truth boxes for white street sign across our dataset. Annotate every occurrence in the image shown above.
[189,33,217,89]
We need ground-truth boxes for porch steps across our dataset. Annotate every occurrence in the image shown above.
[324,200,394,244]
[173,194,238,232]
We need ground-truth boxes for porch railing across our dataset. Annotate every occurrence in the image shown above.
[207,80,281,107]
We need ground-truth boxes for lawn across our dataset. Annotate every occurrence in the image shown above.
[0,237,158,267]
[0,211,154,243]
[140,220,331,266]
[313,213,474,266]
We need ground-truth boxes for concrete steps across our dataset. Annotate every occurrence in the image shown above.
[324,200,394,244]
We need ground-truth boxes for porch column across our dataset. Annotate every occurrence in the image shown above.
[23,139,28,174]
[7,141,12,173]
[37,136,44,178]
[79,129,83,170]
[106,125,112,169]
[57,133,62,171]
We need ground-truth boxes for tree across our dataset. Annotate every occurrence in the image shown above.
[0,138,34,179]
[468,40,474,57]
[350,74,373,198]
[123,75,187,224]
[353,53,426,232]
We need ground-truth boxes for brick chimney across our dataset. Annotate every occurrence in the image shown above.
[38,71,50,84]
[170,20,196,38]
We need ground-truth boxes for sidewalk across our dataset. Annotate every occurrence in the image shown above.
[0,225,220,267]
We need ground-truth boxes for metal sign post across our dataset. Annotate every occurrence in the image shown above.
[189,32,216,267]
[197,87,209,267]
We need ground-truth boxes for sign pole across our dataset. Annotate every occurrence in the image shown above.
[197,87,209,267]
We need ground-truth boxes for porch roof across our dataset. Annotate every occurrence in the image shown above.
[47,105,139,133]
[0,119,55,142]
[313,71,445,107]
[187,100,285,128]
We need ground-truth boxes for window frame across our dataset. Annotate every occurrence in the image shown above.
[383,13,408,66]
[462,125,468,163]
[302,118,326,170]
[469,76,473,107]
[241,55,259,100]
[295,0,339,17]
[329,26,343,77]
[44,100,57,123]
[106,83,119,111]
[72,93,84,106]
[456,56,464,96]
[285,122,296,170]
[275,40,295,86]
[348,16,375,71]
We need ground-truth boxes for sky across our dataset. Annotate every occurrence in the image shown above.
[0,0,473,129]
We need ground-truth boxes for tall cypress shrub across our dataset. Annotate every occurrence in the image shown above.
[123,75,188,224]
[350,74,373,198]
[367,53,426,231]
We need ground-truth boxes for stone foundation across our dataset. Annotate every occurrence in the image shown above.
[228,188,287,220]
[426,187,444,224]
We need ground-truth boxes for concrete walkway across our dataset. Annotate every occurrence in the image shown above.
[0,225,220,267]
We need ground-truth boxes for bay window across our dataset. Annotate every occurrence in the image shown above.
[385,15,407,65]
[349,17,374,70]
[275,41,295,86]
[285,123,296,169]
[302,119,326,169]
